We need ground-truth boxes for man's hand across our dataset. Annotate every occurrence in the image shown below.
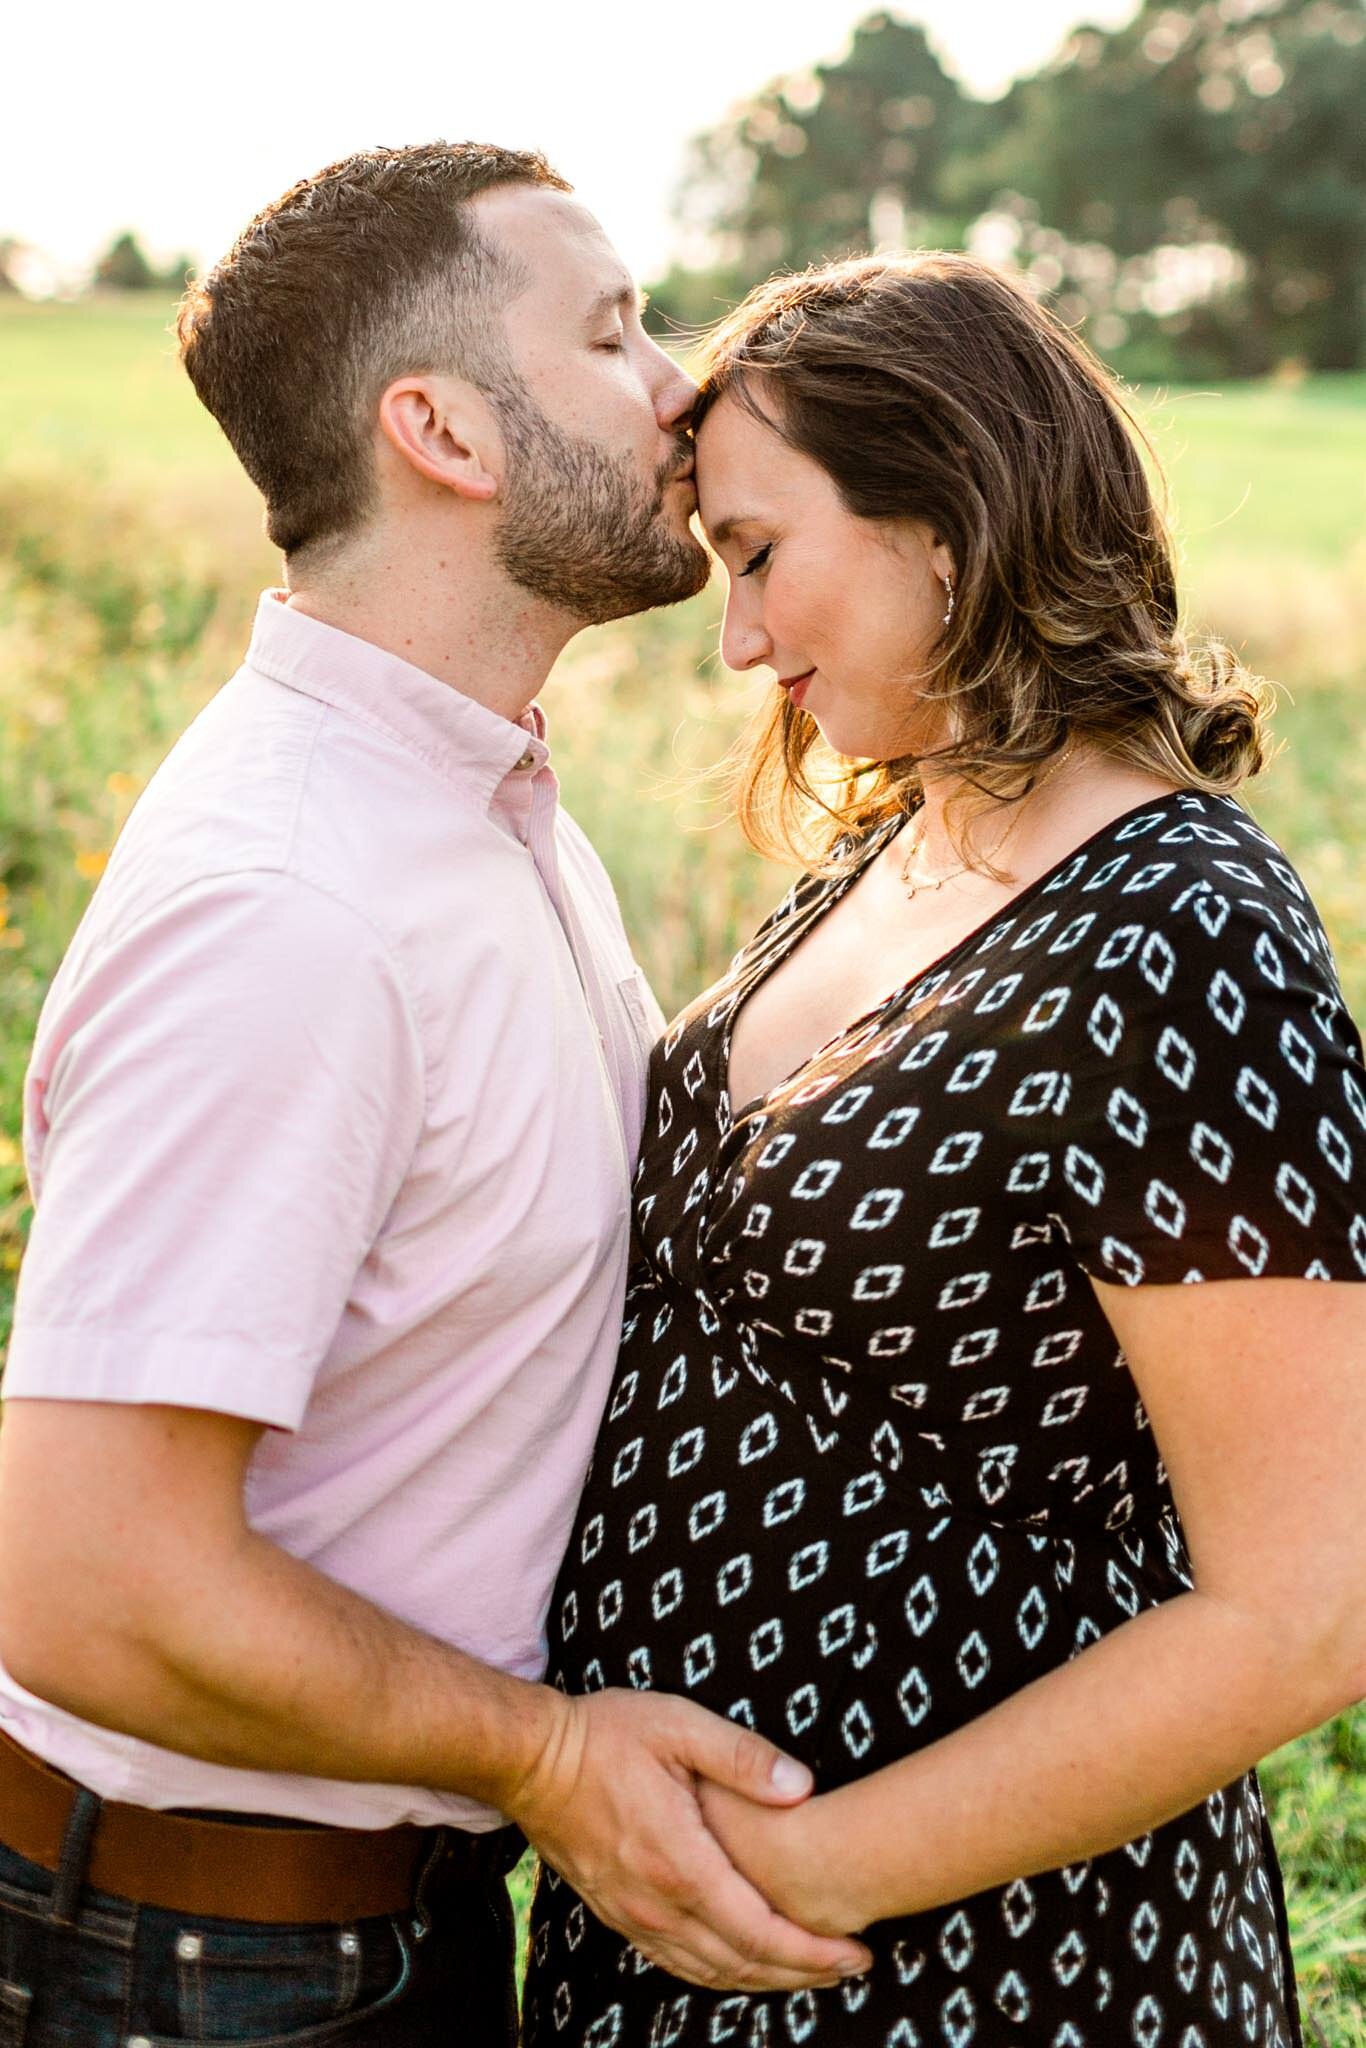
[506,1689,873,1990]
[0,1401,873,1988]
[697,1779,870,1941]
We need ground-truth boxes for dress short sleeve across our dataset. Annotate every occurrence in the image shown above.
[1048,879,1366,1286]
[6,871,425,1426]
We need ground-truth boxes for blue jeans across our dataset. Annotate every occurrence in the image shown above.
[0,1823,518,2045]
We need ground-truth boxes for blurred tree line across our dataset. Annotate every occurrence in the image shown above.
[650,0,1366,378]
[0,232,192,296]
[90,233,195,294]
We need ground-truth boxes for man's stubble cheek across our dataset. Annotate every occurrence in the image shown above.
[495,420,707,622]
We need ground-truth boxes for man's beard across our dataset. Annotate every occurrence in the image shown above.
[491,384,711,625]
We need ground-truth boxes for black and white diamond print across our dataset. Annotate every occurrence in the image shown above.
[526,792,1360,2047]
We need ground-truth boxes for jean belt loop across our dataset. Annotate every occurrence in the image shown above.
[410,1827,449,1936]
[49,1785,102,1928]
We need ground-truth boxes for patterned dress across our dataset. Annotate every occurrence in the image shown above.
[524,790,1366,2048]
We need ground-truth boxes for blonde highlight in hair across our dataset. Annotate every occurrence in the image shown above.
[692,254,1272,873]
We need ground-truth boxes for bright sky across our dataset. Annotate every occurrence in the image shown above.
[7,0,1138,288]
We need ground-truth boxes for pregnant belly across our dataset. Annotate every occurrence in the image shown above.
[549,1334,1184,1787]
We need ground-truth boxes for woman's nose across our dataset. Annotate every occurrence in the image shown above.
[720,592,773,674]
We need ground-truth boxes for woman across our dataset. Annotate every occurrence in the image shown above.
[523,254,1366,2048]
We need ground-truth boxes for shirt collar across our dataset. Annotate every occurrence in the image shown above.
[243,590,551,810]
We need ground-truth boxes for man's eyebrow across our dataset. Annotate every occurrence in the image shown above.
[584,280,650,325]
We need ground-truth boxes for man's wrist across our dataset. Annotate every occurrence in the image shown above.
[477,1676,581,1830]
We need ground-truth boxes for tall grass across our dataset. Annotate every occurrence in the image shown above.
[0,314,1362,2033]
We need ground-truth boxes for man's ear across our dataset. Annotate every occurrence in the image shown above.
[377,376,501,502]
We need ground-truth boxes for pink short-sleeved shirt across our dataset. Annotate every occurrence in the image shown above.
[1,592,663,1830]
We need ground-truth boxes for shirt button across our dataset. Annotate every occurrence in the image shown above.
[515,749,536,771]
[175,1933,203,1960]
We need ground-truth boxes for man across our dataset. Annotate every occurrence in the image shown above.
[0,144,870,2043]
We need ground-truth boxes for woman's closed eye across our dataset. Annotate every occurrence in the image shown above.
[738,544,773,578]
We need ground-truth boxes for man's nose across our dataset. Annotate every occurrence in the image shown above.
[649,341,698,431]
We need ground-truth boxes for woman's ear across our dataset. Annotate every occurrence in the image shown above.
[377,375,501,502]
[927,532,956,587]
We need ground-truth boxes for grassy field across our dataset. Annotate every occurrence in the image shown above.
[1,297,1363,2037]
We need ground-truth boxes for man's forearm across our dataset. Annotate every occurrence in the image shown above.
[0,1399,562,1810]
[7,1518,560,1812]
[1,1484,879,1988]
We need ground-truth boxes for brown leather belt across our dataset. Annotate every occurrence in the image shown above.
[0,1727,522,1924]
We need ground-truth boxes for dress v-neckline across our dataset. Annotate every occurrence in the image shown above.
[721,790,1191,1128]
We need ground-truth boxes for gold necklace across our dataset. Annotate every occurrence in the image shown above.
[898,747,1076,900]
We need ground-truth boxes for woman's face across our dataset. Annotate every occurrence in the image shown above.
[695,388,954,762]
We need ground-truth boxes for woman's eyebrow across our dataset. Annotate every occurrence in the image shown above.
[708,514,755,547]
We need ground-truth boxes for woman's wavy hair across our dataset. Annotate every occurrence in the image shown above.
[691,252,1271,872]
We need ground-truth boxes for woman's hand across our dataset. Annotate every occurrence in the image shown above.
[696,1779,871,1939]
[694,1275,1366,1932]
[508,1689,873,1989]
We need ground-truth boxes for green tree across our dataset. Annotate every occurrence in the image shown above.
[656,2,1365,374]
[93,231,158,292]
[158,251,197,293]
[958,0,1366,373]
[650,11,978,329]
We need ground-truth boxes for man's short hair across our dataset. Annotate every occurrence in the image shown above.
[176,142,570,560]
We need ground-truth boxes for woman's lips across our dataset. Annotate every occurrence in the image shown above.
[778,668,815,709]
